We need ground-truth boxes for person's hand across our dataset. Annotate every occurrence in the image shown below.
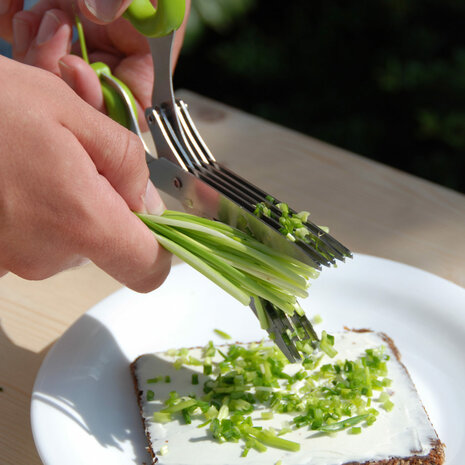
[0,56,171,291]
[0,0,22,41]
[7,0,189,128]
[0,0,135,41]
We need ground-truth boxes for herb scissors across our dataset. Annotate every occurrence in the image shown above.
[96,0,352,362]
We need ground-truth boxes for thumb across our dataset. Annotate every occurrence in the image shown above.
[16,9,73,74]
[77,0,133,24]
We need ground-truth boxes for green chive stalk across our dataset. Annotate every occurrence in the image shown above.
[137,211,318,330]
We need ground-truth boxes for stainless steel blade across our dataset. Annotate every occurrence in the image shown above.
[147,157,325,268]
[249,298,300,363]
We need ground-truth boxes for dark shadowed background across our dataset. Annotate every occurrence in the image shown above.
[2,0,464,193]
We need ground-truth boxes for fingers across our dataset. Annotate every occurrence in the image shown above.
[13,8,72,74]
[0,0,23,42]
[60,95,164,215]
[77,0,133,24]
[105,16,149,55]
[58,54,105,113]
[81,177,172,292]
[55,126,171,292]
[64,89,172,292]
[11,9,38,58]
[110,53,153,132]
[2,122,170,290]
[0,38,171,292]
[13,9,106,115]
[114,52,153,111]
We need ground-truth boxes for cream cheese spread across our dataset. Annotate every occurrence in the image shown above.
[133,331,439,465]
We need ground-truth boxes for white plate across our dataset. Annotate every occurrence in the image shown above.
[31,254,465,465]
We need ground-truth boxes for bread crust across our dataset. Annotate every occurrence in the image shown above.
[130,356,158,464]
[342,439,445,465]
[344,328,445,465]
[130,330,445,465]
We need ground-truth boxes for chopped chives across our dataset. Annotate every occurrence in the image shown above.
[146,390,154,401]
[153,412,172,423]
[383,400,394,412]
[214,329,232,340]
[204,405,219,419]
[244,427,300,452]
[382,378,392,387]
[318,414,369,432]
[217,405,229,420]
[147,338,394,456]
[182,408,192,424]
[161,399,197,413]
[197,419,212,428]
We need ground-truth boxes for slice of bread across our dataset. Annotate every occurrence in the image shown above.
[131,330,445,465]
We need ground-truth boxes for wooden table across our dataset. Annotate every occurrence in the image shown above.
[1,90,464,464]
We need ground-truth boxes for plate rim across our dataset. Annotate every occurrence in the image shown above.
[30,253,465,465]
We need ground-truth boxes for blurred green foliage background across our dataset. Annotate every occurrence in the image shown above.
[1,0,462,192]
[175,0,465,193]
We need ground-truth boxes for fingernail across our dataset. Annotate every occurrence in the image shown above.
[84,0,122,22]
[58,60,75,89]
[0,0,12,15]
[36,10,61,45]
[143,180,165,215]
[13,17,31,55]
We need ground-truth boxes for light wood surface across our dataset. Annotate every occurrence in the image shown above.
[1,90,464,464]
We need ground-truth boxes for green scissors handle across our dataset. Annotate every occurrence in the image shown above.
[123,0,185,37]
[80,0,185,127]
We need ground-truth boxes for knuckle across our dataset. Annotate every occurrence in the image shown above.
[111,129,148,208]
[103,127,147,182]
[122,131,147,179]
